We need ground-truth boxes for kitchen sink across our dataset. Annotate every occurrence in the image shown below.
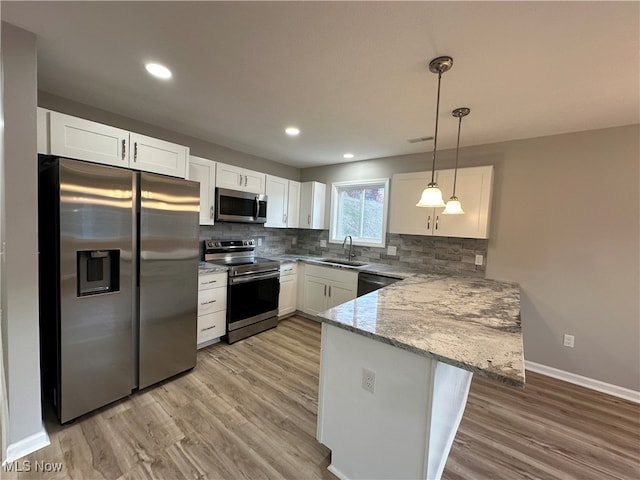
[318,258,369,268]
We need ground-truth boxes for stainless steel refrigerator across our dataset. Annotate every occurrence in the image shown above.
[38,157,199,423]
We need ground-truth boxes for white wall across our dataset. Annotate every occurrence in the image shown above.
[484,126,639,391]
[301,125,640,391]
[1,22,47,459]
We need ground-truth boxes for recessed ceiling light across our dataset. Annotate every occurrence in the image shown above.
[285,127,300,136]
[145,63,172,80]
[343,153,355,159]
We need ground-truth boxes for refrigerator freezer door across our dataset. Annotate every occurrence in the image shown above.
[57,159,134,423]
[138,173,199,389]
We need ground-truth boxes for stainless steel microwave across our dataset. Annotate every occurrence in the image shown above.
[215,188,267,223]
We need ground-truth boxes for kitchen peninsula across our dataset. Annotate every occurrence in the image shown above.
[315,273,523,480]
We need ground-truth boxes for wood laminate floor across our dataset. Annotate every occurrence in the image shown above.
[4,316,639,479]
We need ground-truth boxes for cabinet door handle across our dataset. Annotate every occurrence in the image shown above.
[203,280,217,284]
[427,215,431,230]
[283,213,287,224]
[324,285,327,296]
[435,215,439,231]
[202,325,216,331]
[134,142,138,162]
[244,175,248,187]
[308,214,311,225]
[210,205,214,219]
[238,175,242,186]
[201,299,217,305]
[328,286,332,297]
[121,139,126,160]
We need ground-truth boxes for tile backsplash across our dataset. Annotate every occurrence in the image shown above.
[199,223,297,258]
[200,224,488,276]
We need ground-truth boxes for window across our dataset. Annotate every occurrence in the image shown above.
[329,178,389,248]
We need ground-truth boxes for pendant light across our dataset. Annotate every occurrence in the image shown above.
[442,107,470,215]
[416,56,453,208]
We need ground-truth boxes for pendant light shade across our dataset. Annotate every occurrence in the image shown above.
[417,183,445,207]
[416,56,453,208]
[442,197,464,214]
[442,107,470,215]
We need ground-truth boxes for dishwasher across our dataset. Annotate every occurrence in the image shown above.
[357,272,402,297]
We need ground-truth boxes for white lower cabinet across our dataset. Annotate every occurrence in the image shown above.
[278,263,298,317]
[197,271,227,347]
[302,264,358,316]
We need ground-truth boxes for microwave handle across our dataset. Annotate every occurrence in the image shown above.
[254,195,259,219]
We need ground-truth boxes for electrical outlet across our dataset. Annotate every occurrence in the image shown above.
[387,245,397,256]
[563,334,575,348]
[475,254,484,266]
[257,238,263,246]
[362,368,376,394]
[320,239,327,248]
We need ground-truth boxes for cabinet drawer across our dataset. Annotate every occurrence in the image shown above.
[199,271,227,290]
[197,311,226,344]
[198,287,227,316]
[280,262,298,276]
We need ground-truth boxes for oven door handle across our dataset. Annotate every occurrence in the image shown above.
[230,271,280,285]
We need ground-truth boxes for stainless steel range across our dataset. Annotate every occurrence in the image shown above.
[204,239,280,343]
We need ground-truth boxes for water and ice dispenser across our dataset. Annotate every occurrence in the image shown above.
[77,249,120,296]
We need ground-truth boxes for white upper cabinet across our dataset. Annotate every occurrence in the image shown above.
[389,165,494,239]
[435,166,494,239]
[299,181,326,230]
[216,163,243,190]
[43,109,189,178]
[129,133,188,178]
[389,171,433,235]
[37,107,51,154]
[188,156,216,225]
[243,168,266,194]
[216,162,266,194]
[265,175,289,228]
[49,110,130,168]
[287,180,301,229]
[265,176,301,228]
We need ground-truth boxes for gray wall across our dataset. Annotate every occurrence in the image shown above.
[302,125,640,391]
[1,22,44,450]
[38,92,301,181]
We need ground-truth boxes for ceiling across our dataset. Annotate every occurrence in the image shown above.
[3,1,639,168]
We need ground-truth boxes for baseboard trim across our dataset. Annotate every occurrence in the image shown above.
[3,427,50,465]
[525,360,640,404]
[327,464,348,480]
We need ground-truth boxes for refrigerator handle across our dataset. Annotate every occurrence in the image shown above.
[136,210,141,287]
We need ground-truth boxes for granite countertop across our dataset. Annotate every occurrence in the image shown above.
[198,254,524,385]
[198,261,228,273]
[268,254,416,278]
[318,272,525,387]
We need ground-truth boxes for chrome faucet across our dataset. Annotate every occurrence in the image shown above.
[342,235,354,260]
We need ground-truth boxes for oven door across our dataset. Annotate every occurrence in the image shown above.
[215,188,267,223]
[227,271,280,331]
